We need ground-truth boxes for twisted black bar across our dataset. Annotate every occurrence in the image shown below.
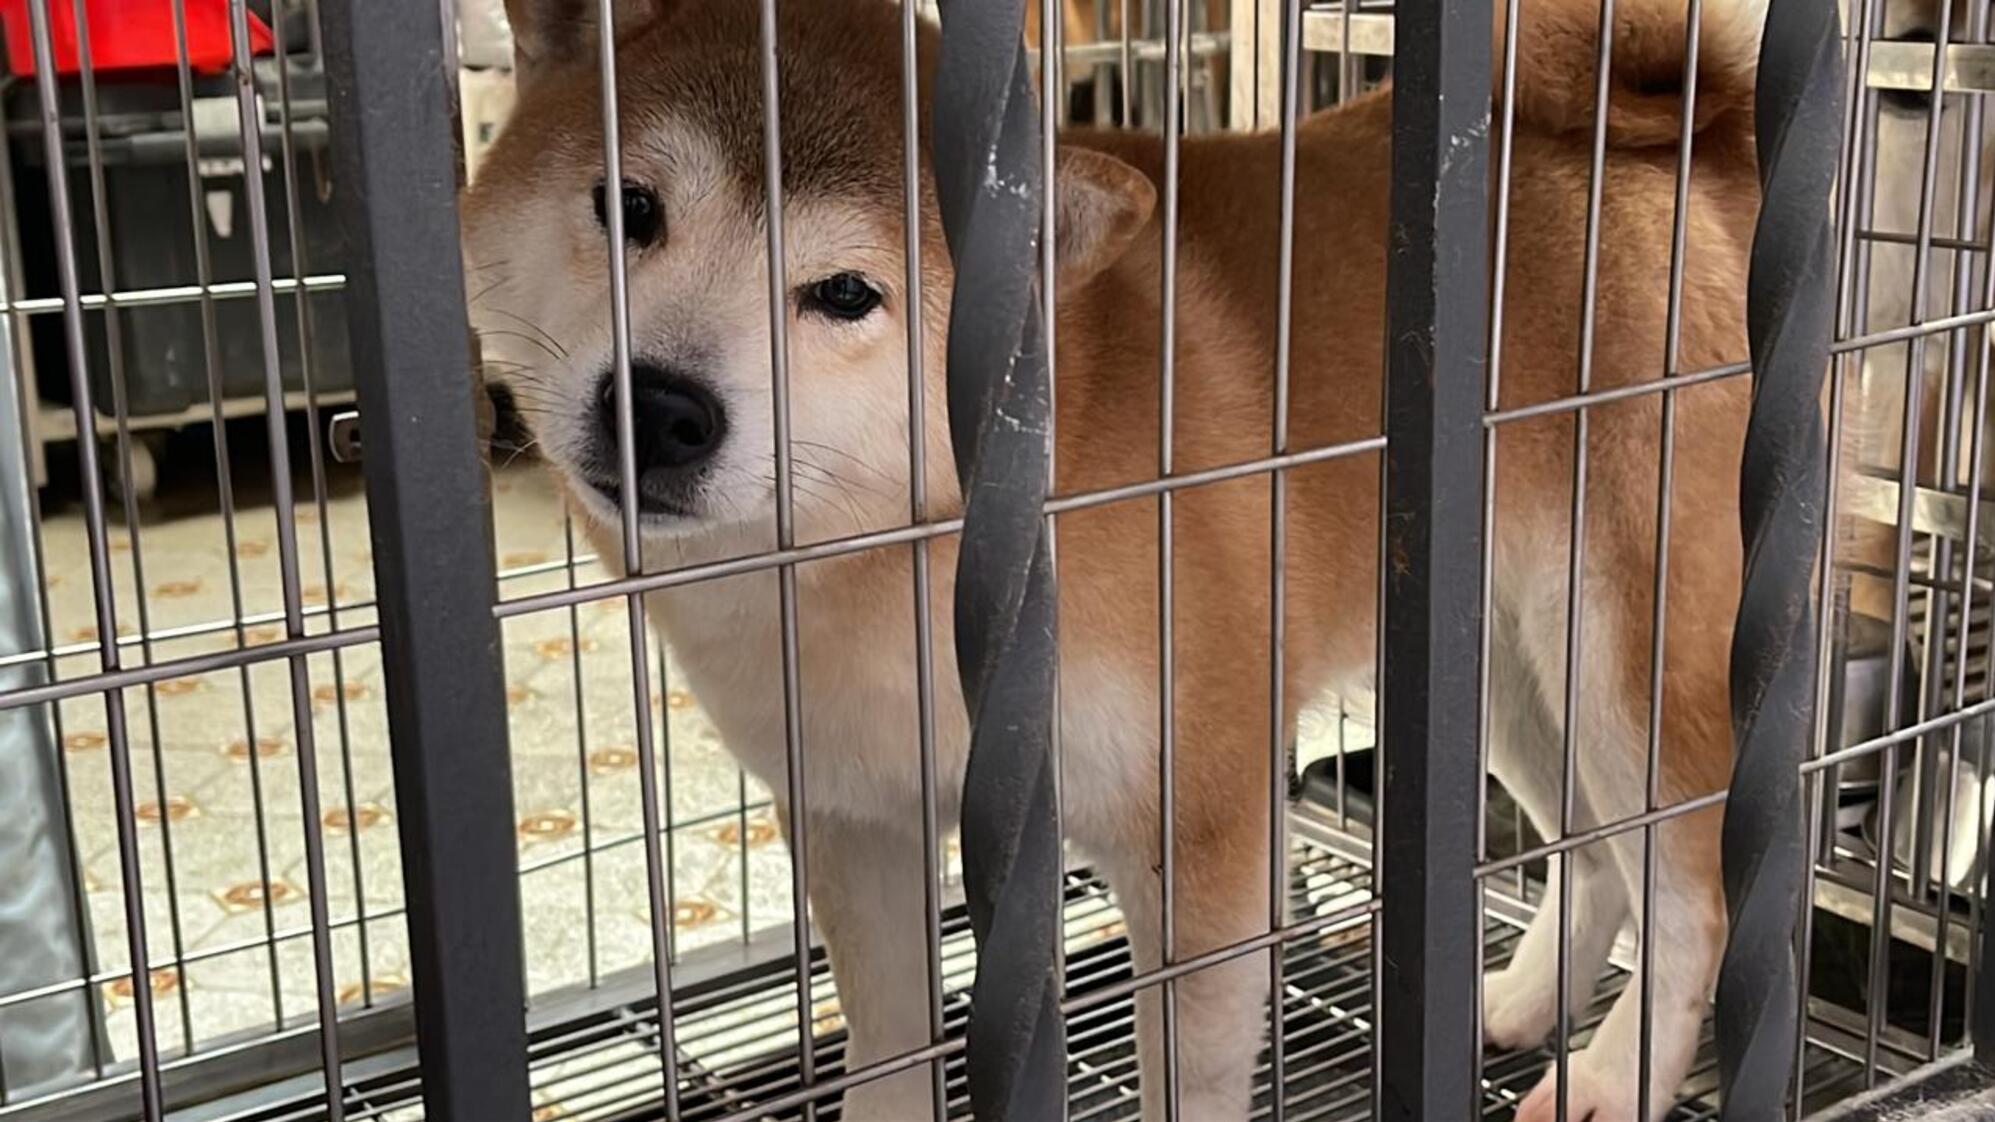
[930,1,1065,1119]
[1717,0,1842,1114]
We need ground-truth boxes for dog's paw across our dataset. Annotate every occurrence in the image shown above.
[1482,966,1558,1050]
[1512,1053,1644,1122]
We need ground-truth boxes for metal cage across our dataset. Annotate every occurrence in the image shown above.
[0,0,1988,1119]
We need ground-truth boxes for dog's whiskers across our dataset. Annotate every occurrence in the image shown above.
[475,327,567,364]
[494,437,543,470]
[793,439,898,488]
[479,307,572,359]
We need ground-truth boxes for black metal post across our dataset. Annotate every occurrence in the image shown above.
[1716,0,1841,1113]
[1981,849,1995,1057]
[1376,0,1491,1114]
[319,8,533,1121]
[931,0,1066,1118]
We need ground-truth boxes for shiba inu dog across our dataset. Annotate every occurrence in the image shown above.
[462,0,1768,1116]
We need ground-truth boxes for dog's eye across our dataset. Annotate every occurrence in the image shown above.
[592,179,664,248]
[802,273,884,321]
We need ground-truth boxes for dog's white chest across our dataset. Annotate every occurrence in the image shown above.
[641,564,1162,850]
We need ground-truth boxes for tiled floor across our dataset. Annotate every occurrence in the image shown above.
[17,438,1364,1095]
[24,451,795,1072]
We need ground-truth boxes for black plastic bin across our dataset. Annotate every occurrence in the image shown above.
[8,60,351,420]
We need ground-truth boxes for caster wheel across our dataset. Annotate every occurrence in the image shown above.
[104,434,161,507]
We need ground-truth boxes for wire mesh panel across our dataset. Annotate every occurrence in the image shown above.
[0,1,376,1117]
[4,0,1995,1120]
[0,0,807,1116]
[1801,0,1995,1104]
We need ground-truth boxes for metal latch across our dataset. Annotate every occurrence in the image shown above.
[330,411,362,464]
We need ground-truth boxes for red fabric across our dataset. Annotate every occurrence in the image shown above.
[1,0,273,77]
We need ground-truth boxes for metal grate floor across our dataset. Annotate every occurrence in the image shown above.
[208,824,1876,1122]
[635,847,1858,1122]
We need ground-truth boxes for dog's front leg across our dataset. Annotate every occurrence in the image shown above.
[782,805,943,1122]
[1097,772,1275,1121]
[1103,847,1273,1121]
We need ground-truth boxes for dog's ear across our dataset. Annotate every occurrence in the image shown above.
[1054,146,1156,283]
[505,0,672,81]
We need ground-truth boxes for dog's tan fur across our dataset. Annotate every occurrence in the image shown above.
[464,1,1765,1118]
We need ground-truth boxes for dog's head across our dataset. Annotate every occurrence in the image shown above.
[462,0,1154,548]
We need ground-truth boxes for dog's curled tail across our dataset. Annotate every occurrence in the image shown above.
[1504,0,1766,147]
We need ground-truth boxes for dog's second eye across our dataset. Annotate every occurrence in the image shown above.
[803,273,883,321]
[592,179,663,248]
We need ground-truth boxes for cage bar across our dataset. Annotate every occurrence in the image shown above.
[1375,0,1490,1118]
[930,0,1066,1116]
[318,3,531,1119]
[22,0,166,1113]
[1715,0,1842,1113]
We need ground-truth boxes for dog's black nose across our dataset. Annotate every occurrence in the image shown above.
[597,364,726,473]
